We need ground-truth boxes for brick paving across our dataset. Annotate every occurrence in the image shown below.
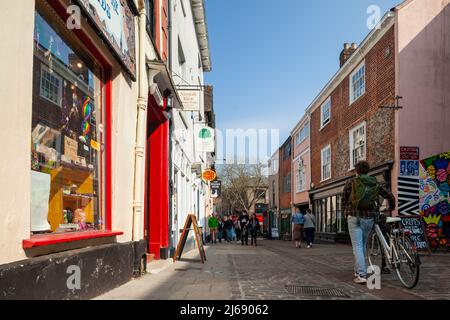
[95,239,450,300]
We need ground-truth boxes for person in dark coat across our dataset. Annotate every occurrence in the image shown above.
[239,212,250,246]
[249,214,261,246]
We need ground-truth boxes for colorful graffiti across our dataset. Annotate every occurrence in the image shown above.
[419,152,450,250]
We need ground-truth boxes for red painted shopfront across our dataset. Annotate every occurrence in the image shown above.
[145,95,169,260]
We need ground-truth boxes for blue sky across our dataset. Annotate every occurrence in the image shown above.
[204,0,401,161]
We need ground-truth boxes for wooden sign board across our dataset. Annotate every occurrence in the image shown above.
[173,214,206,264]
[399,215,431,255]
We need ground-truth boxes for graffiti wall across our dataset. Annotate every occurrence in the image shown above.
[419,152,450,250]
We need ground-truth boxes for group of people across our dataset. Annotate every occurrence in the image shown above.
[208,212,261,246]
[291,208,316,249]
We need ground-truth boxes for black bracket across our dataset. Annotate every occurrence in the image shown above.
[380,95,404,110]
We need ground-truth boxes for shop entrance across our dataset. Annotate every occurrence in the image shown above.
[144,95,169,260]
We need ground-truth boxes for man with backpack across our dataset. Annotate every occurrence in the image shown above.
[343,161,395,285]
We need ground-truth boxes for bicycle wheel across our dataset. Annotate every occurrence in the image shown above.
[367,231,383,272]
[395,235,420,289]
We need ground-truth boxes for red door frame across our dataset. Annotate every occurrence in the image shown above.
[144,95,169,259]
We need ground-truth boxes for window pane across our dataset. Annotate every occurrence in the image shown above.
[31,11,104,235]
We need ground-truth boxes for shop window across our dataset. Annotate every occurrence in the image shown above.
[31,11,105,235]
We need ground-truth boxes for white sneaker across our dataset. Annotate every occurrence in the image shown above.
[353,276,367,285]
[307,245,311,249]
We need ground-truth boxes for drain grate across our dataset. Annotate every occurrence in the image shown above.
[285,286,349,298]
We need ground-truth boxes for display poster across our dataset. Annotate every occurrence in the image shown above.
[64,136,78,162]
[31,170,52,232]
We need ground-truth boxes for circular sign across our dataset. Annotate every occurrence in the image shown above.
[202,169,217,182]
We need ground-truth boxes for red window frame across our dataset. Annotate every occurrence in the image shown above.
[23,0,122,249]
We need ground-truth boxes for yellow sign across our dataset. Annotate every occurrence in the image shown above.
[202,169,217,182]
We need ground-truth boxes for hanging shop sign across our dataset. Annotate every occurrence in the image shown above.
[179,90,200,111]
[196,126,215,153]
[202,169,217,182]
[210,180,221,198]
[75,0,137,80]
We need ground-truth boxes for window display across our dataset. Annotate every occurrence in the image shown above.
[30,9,105,235]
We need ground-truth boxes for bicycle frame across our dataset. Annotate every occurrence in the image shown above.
[373,223,400,267]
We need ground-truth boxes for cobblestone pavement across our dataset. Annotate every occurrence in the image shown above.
[95,239,450,300]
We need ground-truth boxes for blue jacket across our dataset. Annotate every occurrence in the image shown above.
[292,212,305,225]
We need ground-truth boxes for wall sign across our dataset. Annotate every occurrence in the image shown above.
[398,176,420,215]
[76,0,136,80]
[400,160,419,177]
[400,147,420,160]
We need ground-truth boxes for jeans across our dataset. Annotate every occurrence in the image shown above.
[305,228,315,245]
[218,230,223,242]
[347,216,374,278]
[226,228,233,242]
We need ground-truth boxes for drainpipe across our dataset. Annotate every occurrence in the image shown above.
[132,1,149,242]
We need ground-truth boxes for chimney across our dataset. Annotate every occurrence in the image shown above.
[340,42,357,67]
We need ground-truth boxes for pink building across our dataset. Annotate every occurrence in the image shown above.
[392,0,450,214]
[291,115,311,213]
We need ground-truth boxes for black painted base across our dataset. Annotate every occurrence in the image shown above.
[0,240,147,300]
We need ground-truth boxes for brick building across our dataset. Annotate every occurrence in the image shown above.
[308,19,396,242]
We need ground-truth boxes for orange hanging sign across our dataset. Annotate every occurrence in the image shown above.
[202,169,217,182]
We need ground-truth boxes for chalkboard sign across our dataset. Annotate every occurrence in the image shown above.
[400,216,430,253]
[173,214,206,264]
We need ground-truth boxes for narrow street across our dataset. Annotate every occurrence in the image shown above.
[96,240,450,300]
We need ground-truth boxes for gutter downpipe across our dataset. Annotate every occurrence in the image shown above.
[132,1,148,242]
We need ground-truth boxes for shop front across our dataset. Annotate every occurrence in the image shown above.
[0,0,147,299]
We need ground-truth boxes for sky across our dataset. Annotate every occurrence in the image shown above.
[204,0,402,163]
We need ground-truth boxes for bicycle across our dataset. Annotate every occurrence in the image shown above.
[366,211,421,289]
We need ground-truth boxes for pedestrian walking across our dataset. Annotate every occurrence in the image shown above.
[240,212,249,246]
[208,213,219,244]
[249,214,260,246]
[234,218,241,242]
[224,216,233,243]
[303,209,316,248]
[343,160,396,285]
[292,208,305,248]
[217,216,224,243]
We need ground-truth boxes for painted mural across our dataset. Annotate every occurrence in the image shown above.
[419,152,450,251]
